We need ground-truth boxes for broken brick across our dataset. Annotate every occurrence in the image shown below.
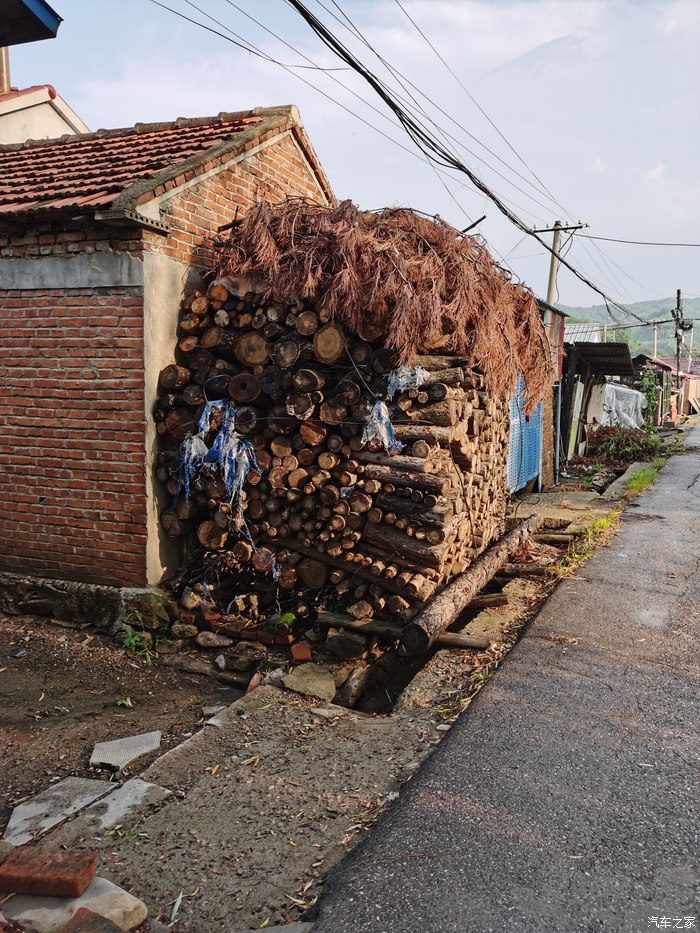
[291,640,313,663]
[59,908,124,932]
[0,848,97,898]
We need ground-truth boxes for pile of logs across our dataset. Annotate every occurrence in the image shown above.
[156,278,511,628]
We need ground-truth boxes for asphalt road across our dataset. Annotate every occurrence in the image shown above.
[313,429,700,933]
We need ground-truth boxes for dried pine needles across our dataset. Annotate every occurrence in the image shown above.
[213,199,552,411]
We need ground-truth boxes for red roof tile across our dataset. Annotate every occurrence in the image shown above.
[0,84,58,102]
[0,110,273,218]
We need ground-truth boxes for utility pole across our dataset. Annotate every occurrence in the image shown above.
[687,323,694,370]
[534,221,587,310]
[673,289,683,391]
[546,221,562,306]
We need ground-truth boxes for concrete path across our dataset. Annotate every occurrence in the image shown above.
[313,430,700,933]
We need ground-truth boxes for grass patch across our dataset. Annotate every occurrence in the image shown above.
[552,509,622,578]
[624,467,658,500]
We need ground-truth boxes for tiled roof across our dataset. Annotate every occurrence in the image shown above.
[0,110,273,217]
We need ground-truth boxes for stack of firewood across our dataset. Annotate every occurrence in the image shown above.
[155,278,510,623]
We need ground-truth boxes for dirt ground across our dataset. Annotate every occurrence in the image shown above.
[0,615,237,831]
[0,534,601,931]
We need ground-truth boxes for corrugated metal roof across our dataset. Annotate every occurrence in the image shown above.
[565,321,606,343]
[568,341,635,376]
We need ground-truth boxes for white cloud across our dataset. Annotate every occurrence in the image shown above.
[646,162,666,181]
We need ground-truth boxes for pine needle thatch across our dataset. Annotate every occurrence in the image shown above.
[212,199,553,411]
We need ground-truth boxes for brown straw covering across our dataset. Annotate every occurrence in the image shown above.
[213,198,553,411]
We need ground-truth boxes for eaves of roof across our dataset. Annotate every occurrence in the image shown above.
[0,0,61,46]
[537,297,569,318]
[566,340,635,377]
[106,105,335,223]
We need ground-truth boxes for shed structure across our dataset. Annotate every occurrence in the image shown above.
[0,105,334,594]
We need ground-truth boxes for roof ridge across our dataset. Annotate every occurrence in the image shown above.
[0,106,288,152]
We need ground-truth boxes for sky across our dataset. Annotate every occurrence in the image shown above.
[9,0,700,313]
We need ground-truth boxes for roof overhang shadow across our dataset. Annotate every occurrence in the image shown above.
[0,0,61,46]
[565,341,635,377]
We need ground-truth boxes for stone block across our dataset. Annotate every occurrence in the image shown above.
[170,623,198,639]
[195,631,233,649]
[0,848,97,898]
[3,779,113,847]
[89,732,161,772]
[282,662,336,702]
[325,627,368,660]
[58,779,171,841]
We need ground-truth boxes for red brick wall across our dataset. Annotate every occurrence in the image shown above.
[541,386,555,489]
[0,284,148,586]
[0,227,143,259]
[145,132,326,268]
[0,131,329,589]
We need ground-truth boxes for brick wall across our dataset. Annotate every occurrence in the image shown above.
[541,386,555,489]
[0,129,330,590]
[0,226,143,259]
[0,283,148,586]
[144,132,326,269]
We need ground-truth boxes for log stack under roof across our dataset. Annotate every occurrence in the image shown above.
[155,199,552,639]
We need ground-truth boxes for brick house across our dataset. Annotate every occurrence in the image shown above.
[0,105,334,599]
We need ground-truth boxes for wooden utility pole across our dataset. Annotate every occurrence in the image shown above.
[536,221,586,310]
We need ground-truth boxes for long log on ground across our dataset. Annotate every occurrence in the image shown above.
[469,592,508,609]
[533,533,575,545]
[317,611,493,649]
[497,562,551,577]
[400,514,543,655]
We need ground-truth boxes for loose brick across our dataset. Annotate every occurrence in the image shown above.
[0,848,97,898]
[291,640,313,663]
[59,908,124,932]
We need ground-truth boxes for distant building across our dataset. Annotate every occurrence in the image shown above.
[564,321,606,343]
[0,84,89,143]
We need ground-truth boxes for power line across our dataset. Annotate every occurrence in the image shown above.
[310,0,570,223]
[146,0,538,272]
[390,0,577,223]
[282,0,649,324]
[149,0,655,324]
[146,0,430,161]
[577,233,700,248]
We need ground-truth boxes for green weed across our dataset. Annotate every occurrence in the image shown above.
[597,427,661,462]
[551,509,622,578]
[121,626,158,667]
[105,824,137,843]
[624,467,658,500]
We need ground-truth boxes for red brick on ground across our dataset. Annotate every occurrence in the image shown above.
[291,640,313,663]
[0,848,97,898]
[59,908,124,932]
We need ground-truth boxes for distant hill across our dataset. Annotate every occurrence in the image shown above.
[558,296,700,359]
